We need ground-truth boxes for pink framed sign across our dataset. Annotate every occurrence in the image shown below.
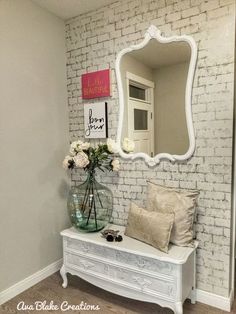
[82,69,110,99]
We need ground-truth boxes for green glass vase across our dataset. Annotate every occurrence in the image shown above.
[67,172,113,232]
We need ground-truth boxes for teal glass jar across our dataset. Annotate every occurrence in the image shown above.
[67,172,113,232]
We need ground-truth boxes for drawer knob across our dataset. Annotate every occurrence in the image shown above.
[137,260,147,268]
[81,244,89,253]
[80,260,95,270]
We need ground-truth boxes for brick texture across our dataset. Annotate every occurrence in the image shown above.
[65,0,235,297]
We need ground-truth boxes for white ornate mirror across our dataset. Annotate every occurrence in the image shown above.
[115,25,197,166]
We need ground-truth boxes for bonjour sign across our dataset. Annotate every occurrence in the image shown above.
[82,69,110,99]
[84,102,108,139]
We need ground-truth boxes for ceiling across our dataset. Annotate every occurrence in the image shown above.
[129,40,191,68]
[32,0,116,20]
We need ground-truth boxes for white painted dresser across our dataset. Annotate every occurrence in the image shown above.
[60,225,198,314]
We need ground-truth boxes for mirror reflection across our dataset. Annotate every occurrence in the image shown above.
[120,39,191,157]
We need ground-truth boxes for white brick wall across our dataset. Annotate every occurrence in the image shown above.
[65,0,235,297]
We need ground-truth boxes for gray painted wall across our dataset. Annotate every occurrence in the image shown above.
[0,0,70,292]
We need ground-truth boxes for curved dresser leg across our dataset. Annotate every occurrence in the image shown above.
[175,302,183,314]
[60,264,68,288]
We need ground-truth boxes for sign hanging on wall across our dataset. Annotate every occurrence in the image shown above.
[84,102,108,139]
[82,69,110,99]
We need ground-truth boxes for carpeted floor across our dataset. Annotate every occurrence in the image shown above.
[0,272,235,313]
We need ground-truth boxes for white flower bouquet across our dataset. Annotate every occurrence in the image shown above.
[63,138,120,173]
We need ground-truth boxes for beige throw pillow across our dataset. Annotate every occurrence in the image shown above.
[147,181,199,247]
[125,202,174,253]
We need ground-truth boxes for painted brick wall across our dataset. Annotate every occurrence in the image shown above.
[65,0,235,297]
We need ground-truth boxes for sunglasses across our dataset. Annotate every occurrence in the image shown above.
[106,234,123,242]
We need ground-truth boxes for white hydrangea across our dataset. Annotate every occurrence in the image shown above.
[73,152,90,168]
[70,140,91,156]
[107,138,119,154]
[122,138,135,153]
[111,158,120,171]
[80,142,90,150]
[69,141,81,156]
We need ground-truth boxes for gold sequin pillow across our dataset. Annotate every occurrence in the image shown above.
[147,181,199,247]
[125,202,174,253]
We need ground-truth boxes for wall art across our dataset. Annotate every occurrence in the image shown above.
[82,69,110,99]
[84,102,108,138]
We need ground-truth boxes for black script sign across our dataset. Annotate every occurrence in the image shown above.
[84,102,108,138]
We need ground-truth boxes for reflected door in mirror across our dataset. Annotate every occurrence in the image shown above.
[128,80,154,156]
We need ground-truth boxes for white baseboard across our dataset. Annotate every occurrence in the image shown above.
[0,259,62,306]
[196,288,231,312]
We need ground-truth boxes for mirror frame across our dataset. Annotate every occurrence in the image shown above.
[115,25,198,166]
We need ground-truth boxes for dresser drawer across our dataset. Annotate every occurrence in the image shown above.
[65,237,117,259]
[115,250,176,276]
[65,252,176,299]
[65,237,176,277]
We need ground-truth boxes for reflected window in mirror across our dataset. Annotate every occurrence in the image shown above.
[134,109,148,131]
[129,84,146,100]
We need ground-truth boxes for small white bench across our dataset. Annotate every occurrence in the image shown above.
[60,224,198,314]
